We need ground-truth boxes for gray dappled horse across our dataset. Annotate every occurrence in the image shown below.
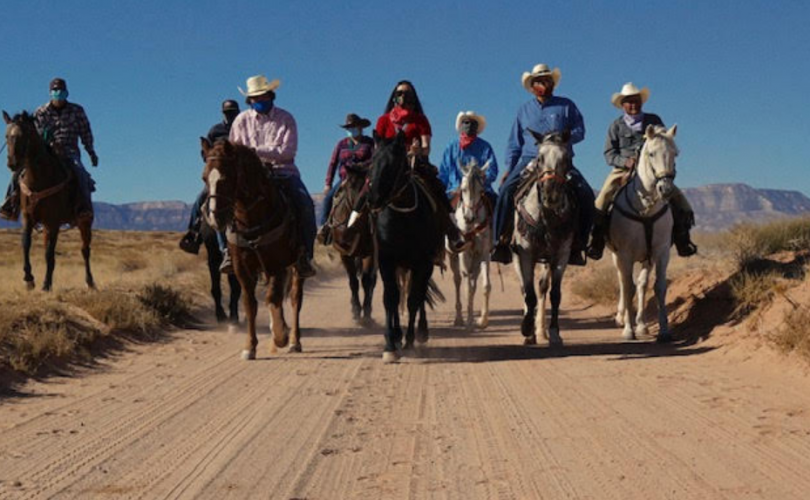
[607,124,679,342]
[513,131,577,346]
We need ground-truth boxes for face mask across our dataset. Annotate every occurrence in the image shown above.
[223,111,239,124]
[50,89,68,101]
[346,128,361,138]
[251,100,273,114]
[460,120,478,136]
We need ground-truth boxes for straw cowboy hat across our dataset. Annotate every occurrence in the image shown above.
[521,63,561,93]
[238,74,281,97]
[455,111,487,134]
[611,82,649,109]
[340,113,371,129]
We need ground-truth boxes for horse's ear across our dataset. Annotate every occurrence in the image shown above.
[200,137,212,157]
[667,124,678,138]
[645,124,657,140]
[373,130,382,148]
[527,128,544,145]
[2,111,11,124]
[481,159,492,172]
[394,129,406,146]
[458,158,469,175]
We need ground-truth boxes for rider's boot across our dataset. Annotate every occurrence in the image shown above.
[586,209,608,260]
[317,224,332,246]
[446,220,471,253]
[491,216,514,264]
[568,240,587,266]
[295,252,317,278]
[179,230,202,255]
[0,195,19,222]
[673,209,698,257]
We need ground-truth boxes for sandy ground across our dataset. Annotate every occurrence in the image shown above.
[2,267,810,500]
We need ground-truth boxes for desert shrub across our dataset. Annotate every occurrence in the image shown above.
[61,289,160,335]
[773,306,810,361]
[729,270,784,317]
[571,264,617,306]
[725,218,810,270]
[138,283,192,325]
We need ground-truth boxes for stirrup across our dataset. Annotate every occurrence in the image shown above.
[676,240,698,257]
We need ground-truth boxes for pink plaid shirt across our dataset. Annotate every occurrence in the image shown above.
[229,106,299,176]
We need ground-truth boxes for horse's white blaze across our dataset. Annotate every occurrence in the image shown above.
[347,210,361,228]
[207,169,221,216]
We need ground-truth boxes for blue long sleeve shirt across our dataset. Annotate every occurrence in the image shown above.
[504,95,585,173]
[438,137,499,196]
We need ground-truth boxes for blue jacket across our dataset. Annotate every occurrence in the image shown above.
[504,95,585,173]
[438,137,499,197]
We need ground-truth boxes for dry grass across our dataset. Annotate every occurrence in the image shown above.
[0,229,205,380]
[729,270,784,318]
[723,217,810,270]
[570,260,618,306]
[773,306,810,361]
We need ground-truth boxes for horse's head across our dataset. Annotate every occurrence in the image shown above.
[3,111,38,171]
[639,124,679,200]
[368,131,409,210]
[201,138,239,231]
[458,158,489,223]
[528,129,571,210]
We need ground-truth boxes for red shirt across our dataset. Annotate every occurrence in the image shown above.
[375,111,432,144]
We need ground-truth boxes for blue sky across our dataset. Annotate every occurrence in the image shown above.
[1,1,808,204]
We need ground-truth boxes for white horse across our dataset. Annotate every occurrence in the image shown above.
[513,131,577,346]
[448,158,493,329]
[607,124,679,342]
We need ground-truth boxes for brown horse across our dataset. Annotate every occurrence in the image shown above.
[201,139,305,359]
[3,111,94,291]
[326,162,377,323]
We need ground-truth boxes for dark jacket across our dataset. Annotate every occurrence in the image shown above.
[603,113,664,169]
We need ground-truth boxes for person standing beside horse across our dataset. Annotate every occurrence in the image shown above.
[491,63,594,265]
[1,78,98,221]
[180,99,240,255]
[228,74,317,278]
[317,113,374,246]
[587,82,697,260]
[371,80,468,254]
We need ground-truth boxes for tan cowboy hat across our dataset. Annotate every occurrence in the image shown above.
[238,74,281,97]
[455,111,486,134]
[521,63,561,93]
[611,82,649,109]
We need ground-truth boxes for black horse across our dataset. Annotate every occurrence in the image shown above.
[368,132,442,363]
[199,217,241,324]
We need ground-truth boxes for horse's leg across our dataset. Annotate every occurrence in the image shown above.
[450,252,464,326]
[42,225,59,292]
[361,256,376,321]
[417,303,428,343]
[515,249,537,345]
[237,269,258,360]
[344,256,361,321]
[409,263,431,346]
[615,255,636,340]
[79,219,95,290]
[654,253,672,343]
[379,256,402,362]
[21,223,35,290]
[536,263,550,342]
[477,257,491,329]
[466,253,479,329]
[612,252,626,327]
[288,272,304,353]
[205,238,226,322]
[228,273,241,325]
[548,262,566,347]
[634,263,652,338]
[268,272,290,352]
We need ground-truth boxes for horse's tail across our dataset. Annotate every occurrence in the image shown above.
[424,278,446,310]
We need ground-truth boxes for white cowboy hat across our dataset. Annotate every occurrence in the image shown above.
[521,63,561,93]
[455,111,487,134]
[238,74,281,97]
[611,82,649,109]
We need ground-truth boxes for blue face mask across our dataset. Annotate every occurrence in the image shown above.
[346,128,361,138]
[50,89,68,101]
[250,100,273,114]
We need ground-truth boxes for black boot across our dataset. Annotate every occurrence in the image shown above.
[179,230,202,254]
[673,209,697,257]
[296,253,317,278]
[568,244,587,266]
[447,223,471,253]
[0,195,19,221]
[491,242,513,264]
[586,210,608,260]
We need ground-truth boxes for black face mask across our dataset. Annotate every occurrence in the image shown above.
[460,120,479,136]
[223,111,239,124]
[393,90,414,106]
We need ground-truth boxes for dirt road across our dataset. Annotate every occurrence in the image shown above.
[2,270,810,499]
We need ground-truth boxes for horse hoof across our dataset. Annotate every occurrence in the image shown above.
[656,333,673,344]
[273,335,290,348]
[86,281,96,290]
[476,318,489,329]
[382,351,400,364]
[622,330,636,341]
[548,336,564,348]
[615,315,624,327]
[635,325,649,338]
[415,332,429,344]
[287,343,302,353]
[453,317,465,327]
[241,349,256,360]
[227,324,239,335]
[523,335,537,346]
[25,281,35,291]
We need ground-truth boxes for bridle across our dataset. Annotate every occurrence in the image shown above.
[369,151,418,214]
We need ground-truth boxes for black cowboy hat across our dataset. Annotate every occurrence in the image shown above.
[50,78,67,91]
[221,99,239,112]
[340,113,371,129]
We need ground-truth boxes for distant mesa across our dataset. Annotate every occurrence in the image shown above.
[0,187,807,232]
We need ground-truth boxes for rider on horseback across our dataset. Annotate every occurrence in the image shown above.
[1,78,98,221]
[491,64,595,265]
[318,113,374,246]
[438,111,498,208]
[227,74,317,278]
[587,83,697,260]
[180,99,240,255]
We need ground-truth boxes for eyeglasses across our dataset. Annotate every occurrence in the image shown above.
[394,89,411,96]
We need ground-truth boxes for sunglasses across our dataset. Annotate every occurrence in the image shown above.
[394,90,412,96]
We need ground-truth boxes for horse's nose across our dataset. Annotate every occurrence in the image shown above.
[658,181,674,198]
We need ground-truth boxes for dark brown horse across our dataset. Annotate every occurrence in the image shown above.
[3,111,94,291]
[201,139,304,359]
[326,162,377,323]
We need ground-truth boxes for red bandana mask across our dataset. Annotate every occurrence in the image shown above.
[459,133,476,150]
[389,105,412,127]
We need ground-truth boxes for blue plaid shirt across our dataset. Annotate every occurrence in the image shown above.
[34,102,95,160]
